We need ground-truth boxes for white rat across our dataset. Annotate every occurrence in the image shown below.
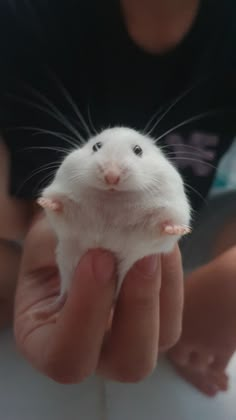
[38,127,191,298]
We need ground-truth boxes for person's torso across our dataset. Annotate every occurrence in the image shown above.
[1,0,236,212]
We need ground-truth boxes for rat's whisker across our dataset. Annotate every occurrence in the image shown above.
[149,176,162,185]
[45,70,92,137]
[168,156,216,170]
[143,184,156,193]
[8,88,85,144]
[154,109,228,144]
[10,126,79,149]
[34,172,57,197]
[29,126,78,146]
[66,168,86,181]
[31,132,77,151]
[145,81,201,136]
[165,151,212,160]
[28,85,88,143]
[68,175,83,184]
[144,184,161,195]
[183,181,208,206]
[87,104,98,135]
[142,178,162,193]
[166,151,205,156]
[28,162,61,179]
[23,145,70,155]
[143,104,165,135]
[16,162,61,195]
[147,174,163,184]
[29,161,61,175]
[157,143,211,154]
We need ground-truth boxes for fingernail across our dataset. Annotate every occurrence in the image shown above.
[135,255,158,276]
[92,250,115,284]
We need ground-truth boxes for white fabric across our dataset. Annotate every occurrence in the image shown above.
[0,329,236,420]
[1,192,236,419]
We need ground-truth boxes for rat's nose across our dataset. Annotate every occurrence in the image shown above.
[104,171,120,185]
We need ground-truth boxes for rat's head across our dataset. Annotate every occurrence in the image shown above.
[53,127,178,197]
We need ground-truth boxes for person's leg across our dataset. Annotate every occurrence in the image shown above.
[168,192,236,397]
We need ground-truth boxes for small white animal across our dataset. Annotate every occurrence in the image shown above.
[38,127,191,298]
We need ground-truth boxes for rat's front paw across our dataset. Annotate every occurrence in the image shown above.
[161,222,191,236]
[142,212,191,237]
[37,197,63,212]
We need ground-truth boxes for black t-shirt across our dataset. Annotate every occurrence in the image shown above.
[1,0,236,212]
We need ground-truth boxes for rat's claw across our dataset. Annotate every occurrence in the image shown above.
[162,223,191,236]
[37,197,62,212]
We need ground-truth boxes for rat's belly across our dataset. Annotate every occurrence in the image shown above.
[56,221,176,295]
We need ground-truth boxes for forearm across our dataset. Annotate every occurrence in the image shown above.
[0,138,36,241]
[0,240,22,329]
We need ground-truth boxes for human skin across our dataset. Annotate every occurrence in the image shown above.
[120,0,200,53]
[14,211,184,383]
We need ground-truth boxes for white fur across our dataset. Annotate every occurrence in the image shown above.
[42,127,191,296]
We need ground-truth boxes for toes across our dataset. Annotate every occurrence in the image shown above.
[208,357,229,391]
[203,371,229,395]
[201,382,220,397]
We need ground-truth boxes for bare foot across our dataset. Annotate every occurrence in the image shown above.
[168,246,236,397]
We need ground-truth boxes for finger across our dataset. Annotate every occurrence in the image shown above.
[158,245,184,351]
[20,211,57,270]
[52,250,116,378]
[15,249,116,383]
[100,255,161,382]
[15,213,59,317]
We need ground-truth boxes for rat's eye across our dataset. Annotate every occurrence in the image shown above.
[133,145,143,157]
[93,142,102,152]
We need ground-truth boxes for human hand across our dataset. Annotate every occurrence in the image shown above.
[14,211,184,384]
